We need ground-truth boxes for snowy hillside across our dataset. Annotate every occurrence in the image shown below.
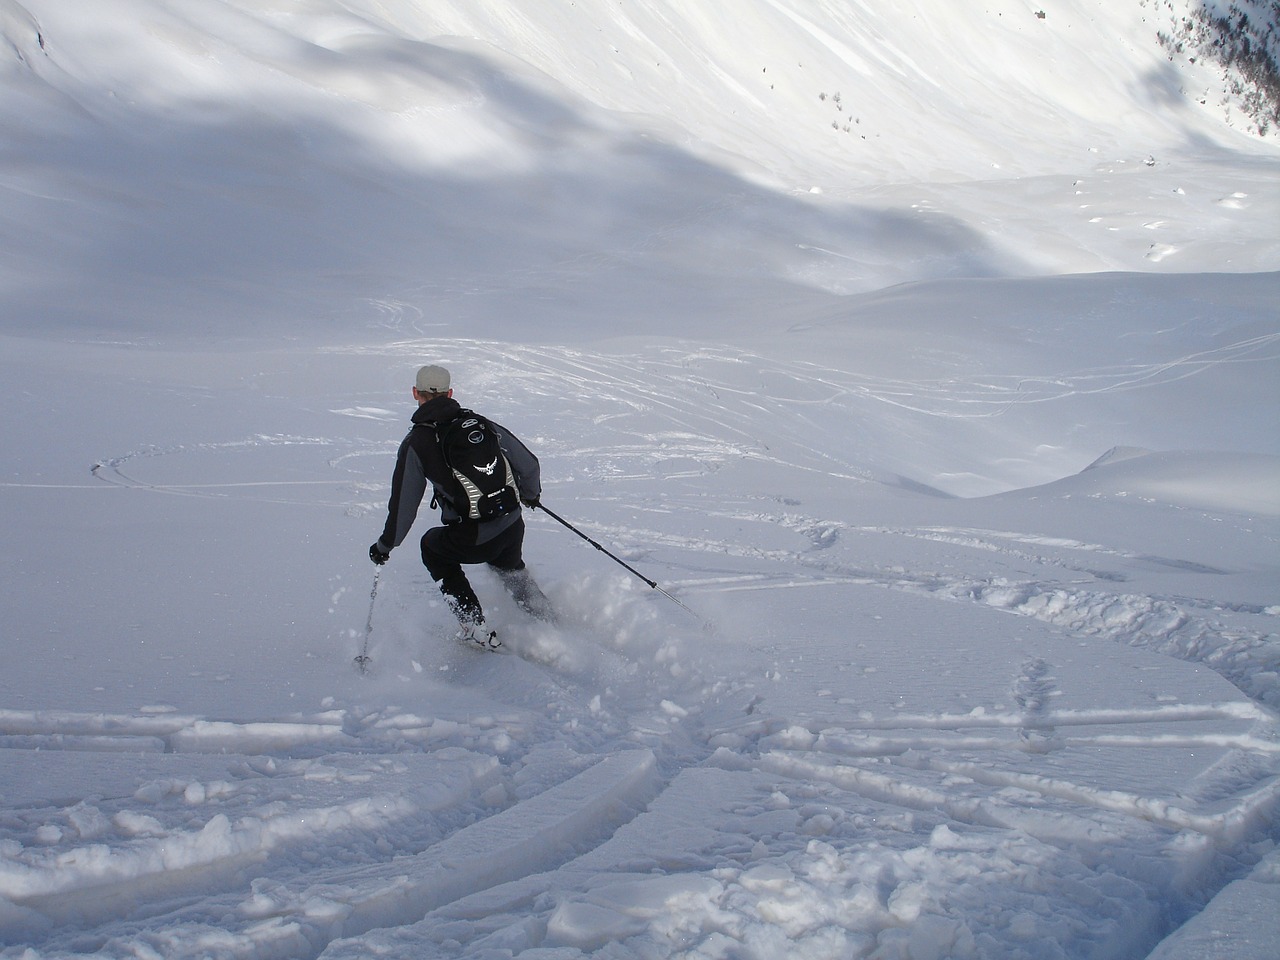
[1,1,1278,958]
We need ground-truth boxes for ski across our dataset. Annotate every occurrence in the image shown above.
[456,624,507,653]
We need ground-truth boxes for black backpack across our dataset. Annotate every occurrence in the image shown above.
[435,410,520,521]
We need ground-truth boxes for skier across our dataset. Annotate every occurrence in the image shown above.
[370,364,551,648]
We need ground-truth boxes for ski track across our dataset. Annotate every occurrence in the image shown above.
[13,340,1274,956]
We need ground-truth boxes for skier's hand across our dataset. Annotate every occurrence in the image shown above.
[521,495,541,509]
[369,542,391,565]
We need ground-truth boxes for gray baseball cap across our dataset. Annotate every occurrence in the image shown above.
[415,364,451,393]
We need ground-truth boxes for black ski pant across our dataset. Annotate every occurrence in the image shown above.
[421,517,539,624]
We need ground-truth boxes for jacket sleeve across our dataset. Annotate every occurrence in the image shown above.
[494,422,541,502]
[379,434,429,549]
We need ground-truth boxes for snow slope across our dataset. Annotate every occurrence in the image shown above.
[1,1,1278,958]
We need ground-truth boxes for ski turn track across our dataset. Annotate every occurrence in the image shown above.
[0,736,660,959]
[255,749,659,960]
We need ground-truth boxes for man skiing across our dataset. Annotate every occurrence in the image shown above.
[370,364,551,649]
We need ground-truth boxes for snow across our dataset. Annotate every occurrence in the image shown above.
[1,0,1278,957]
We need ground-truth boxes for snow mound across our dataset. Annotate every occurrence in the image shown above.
[998,449,1280,517]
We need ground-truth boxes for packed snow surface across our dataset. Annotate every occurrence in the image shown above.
[1,1,1278,958]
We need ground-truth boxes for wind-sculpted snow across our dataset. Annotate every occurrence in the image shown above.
[2,0,1279,957]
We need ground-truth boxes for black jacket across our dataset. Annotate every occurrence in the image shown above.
[378,395,541,552]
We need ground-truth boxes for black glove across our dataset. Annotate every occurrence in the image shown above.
[521,495,541,509]
[369,542,391,565]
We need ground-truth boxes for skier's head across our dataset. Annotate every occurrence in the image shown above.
[413,364,452,404]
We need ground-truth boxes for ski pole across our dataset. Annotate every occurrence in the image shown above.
[354,566,380,674]
[532,502,699,619]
